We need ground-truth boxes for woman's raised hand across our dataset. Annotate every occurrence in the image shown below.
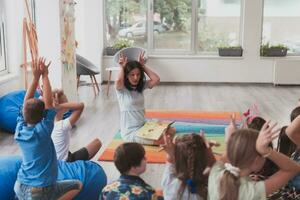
[138,51,146,66]
[118,53,127,68]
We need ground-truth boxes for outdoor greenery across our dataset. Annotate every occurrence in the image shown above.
[112,38,134,49]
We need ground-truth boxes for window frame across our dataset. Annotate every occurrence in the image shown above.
[103,0,244,56]
[0,13,7,75]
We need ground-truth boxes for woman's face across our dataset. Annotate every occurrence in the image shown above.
[128,68,141,86]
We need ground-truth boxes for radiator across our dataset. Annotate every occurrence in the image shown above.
[273,60,300,85]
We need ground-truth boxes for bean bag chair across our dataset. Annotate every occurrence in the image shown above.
[0,90,71,134]
[0,90,39,133]
[0,156,107,200]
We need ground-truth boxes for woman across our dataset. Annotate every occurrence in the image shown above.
[115,51,175,145]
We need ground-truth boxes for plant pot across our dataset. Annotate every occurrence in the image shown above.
[105,47,121,56]
[218,47,243,57]
[265,48,287,57]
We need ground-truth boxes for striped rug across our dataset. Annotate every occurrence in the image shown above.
[98,110,241,163]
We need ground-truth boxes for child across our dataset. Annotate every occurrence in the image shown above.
[267,107,300,199]
[115,52,175,145]
[14,58,82,199]
[208,122,300,200]
[161,133,216,200]
[100,142,163,200]
[51,89,101,162]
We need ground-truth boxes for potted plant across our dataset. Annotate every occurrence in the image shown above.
[105,38,134,56]
[218,46,243,57]
[260,43,288,57]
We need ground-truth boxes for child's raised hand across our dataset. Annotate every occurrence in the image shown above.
[199,130,220,148]
[31,58,43,79]
[256,121,280,156]
[39,57,51,77]
[225,113,237,143]
[138,51,146,66]
[52,92,60,109]
[118,53,127,68]
[160,134,175,162]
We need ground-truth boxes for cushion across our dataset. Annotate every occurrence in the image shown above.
[0,156,107,200]
[0,90,38,133]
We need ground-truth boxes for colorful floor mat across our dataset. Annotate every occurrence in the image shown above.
[99,110,241,163]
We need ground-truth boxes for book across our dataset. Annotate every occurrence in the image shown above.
[137,121,174,140]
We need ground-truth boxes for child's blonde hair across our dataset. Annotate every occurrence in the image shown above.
[52,89,67,104]
[220,129,260,200]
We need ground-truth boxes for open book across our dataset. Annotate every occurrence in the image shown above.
[137,121,174,140]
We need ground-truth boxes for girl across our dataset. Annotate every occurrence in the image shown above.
[115,52,175,145]
[161,133,216,200]
[208,122,300,200]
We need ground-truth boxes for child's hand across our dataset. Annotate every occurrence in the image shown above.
[225,113,237,143]
[31,59,43,79]
[138,51,146,66]
[39,57,51,77]
[118,53,127,68]
[199,130,220,148]
[52,92,60,109]
[256,121,279,156]
[160,134,175,162]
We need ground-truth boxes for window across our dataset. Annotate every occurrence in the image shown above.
[0,14,7,73]
[197,0,242,53]
[104,0,243,54]
[105,0,147,49]
[262,0,300,55]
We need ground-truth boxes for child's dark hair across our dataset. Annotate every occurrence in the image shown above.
[247,117,266,131]
[124,61,146,93]
[290,106,300,122]
[23,98,45,124]
[277,126,297,157]
[174,134,208,199]
[114,142,145,174]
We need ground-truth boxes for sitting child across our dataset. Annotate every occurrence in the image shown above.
[51,89,101,162]
[100,142,163,200]
[14,58,82,199]
[208,122,300,200]
[161,133,216,200]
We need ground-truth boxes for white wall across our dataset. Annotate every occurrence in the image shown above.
[75,0,103,83]
[35,0,62,89]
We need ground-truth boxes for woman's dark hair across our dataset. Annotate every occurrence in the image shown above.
[277,126,297,157]
[124,61,146,93]
[114,142,145,174]
[290,106,300,122]
[174,134,208,199]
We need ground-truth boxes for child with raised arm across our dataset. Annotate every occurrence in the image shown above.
[161,133,216,200]
[208,122,300,200]
[14,58,82,200]
[115,52,175,145]
[51,90,101,162]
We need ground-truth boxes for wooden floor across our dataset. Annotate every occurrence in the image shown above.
[1,83,300,188]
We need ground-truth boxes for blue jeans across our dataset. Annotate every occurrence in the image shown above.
[14,180,81,200]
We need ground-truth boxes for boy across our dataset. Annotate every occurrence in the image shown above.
[51,89,101,162]
[14,58,82,200]
[100,142,163,200]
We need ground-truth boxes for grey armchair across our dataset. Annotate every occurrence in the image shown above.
[76,54,100,96]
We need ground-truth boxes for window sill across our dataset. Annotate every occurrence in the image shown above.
[103,55,245,60]
[0,73,19,85]
[260,56,300,60]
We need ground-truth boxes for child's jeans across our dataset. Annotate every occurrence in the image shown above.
[14,179,81,200]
